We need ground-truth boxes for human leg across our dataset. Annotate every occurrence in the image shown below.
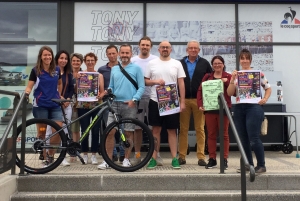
[77,108,91,163]
[205,113,218,159]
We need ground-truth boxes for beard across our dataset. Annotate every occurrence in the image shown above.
[141,49,149,56]
[120,57,130,63]
[161,51,170,58]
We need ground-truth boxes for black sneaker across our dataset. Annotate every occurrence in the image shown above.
[113,155,118,162]
[255,166,266,174]
[224,159,228,170]
[205,158,217,169]
[119,155,125,162]
[198,159,207,166]
[178,158,186,165]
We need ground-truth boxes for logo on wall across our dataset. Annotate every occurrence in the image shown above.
[280,7,300,28]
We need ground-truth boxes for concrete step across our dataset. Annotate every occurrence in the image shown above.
[10,190,300,201]
[16,174,300,192]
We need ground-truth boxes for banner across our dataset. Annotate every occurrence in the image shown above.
[236,70,261,103]
[156,83,180,116]
[202,79,224,111]
[77,72,99,102]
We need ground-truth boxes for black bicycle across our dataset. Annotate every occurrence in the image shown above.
[15,90,154,174]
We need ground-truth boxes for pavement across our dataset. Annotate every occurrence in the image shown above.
[2,150,299,176]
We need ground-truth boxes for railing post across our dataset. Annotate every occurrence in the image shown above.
[218,93,225,174]
[240,157,247,201]
[19,93,27,175]
[10,96,20,175]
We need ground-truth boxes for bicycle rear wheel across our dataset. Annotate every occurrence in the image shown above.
[100,118,154,172]
[16,118,67,174]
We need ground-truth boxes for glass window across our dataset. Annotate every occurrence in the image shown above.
[74,3,143,42]
[147,4,235,42]
[0,2,57,41]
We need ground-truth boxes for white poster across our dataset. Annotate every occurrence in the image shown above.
[74,3,143,42]
[239,4,300,42]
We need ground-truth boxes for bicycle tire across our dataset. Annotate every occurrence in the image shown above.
[100,118,154,172]
[15,118,67,174]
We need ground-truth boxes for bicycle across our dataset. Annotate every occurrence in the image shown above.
[15,90,155,174]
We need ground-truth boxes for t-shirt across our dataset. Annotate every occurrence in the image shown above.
[131,54,158,98]
[145,58,186,102]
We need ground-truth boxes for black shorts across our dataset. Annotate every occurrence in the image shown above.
[148,99,179,129]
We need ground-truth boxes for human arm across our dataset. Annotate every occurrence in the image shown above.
[227,70,237,96]
[177,77,185,111]
[25,68,36,95]
[98,73,105,99]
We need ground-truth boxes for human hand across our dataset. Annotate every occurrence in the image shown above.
[156,79,165,86]
[199,106,205,111]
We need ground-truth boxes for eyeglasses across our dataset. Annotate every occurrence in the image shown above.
[213,63,223,65]
[188,47,199,50]
[85,60,95,63]
[160,46,171,50]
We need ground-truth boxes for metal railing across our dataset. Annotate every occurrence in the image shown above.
[0,90,27,175]
[218,92,255,201]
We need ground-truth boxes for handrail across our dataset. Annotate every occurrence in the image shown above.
[0,90,27,175]
[218,92,255,201]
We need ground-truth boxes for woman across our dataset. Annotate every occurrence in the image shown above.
[227,49,271,174]
[25,46,63,167]
[197,55,232,170]
[69,53,83,162]
[55,50,74,166]
[76,52,104,165]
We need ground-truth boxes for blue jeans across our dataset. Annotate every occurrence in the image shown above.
[103,110,125,157]
[78,108,100,153]
[233,104,265,168]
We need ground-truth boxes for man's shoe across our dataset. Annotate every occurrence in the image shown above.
[91,155,98,165]
[172,158,181,169]
[122,158,131,167]
[61,158,70,166]
[98,161,110,170]
[205,158,217,169]
[255,166,266,174]
[156,156,164,166]
[224,159,228,170]
[198,159,207,166]
[236,166,250,173]
[178,158,186,165]
[147,157,157,169]
[83,155,88,165]
[113,155,118,162]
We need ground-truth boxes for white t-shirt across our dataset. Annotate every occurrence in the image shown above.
[131,54,158,98]
[145,58,186,102]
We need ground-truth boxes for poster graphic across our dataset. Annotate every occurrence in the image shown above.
[77,72,99,101]
[236,70,261,103]
[202,79,224,111]
[156,83,180,116]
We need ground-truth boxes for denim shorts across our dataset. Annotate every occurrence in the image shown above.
[32,106,62,121]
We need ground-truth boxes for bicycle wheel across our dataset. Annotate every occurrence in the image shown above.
[15,118,67,174]
[100,118,154,172]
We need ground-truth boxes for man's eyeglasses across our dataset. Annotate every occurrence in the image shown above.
[160,46,171,50]
[188,47,199,50]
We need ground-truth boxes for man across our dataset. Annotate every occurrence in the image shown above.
[131,36,161,164]
[178,40,212,166]
[145,40,186,169]
[98,44,145,169]
[97,45,125,164]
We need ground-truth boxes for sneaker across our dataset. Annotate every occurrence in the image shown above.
[172,158,181,169]
[91,155,98,165]
[113,155,118,162]
[156,156,164,166]
[147,157,157,169]
[205,158,217,169]
[255,166,266,174]
[61,158,70,166]
[236,166,250,173]
[83,155,88,165]
[224,159,228,170]
[122,158,131,167]
[119,156,125,163]
[98,161,110,170]
[198,159,207,166]
[178,158,186,165]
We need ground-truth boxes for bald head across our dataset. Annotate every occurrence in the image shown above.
[158,40,172,59]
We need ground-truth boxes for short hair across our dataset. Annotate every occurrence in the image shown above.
[84,52,98,62]
[138,36,153,47]
[106,44,118,53]
[211,55,226,71]
[239,49,252,62]
[119,44,132,52]
[187,40,200,48]
[70,53,83,64]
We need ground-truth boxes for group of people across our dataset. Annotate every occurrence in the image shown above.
[25,36,271,173]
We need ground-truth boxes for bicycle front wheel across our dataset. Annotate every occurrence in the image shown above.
[16,118,67,174]
[100,118,154,172]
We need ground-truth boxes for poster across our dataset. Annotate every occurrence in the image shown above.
[77,72,99,101]
[236,70,261,103]
[202,79,224,111]
[156,83,180,116]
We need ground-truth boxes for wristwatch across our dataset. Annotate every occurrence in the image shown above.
[132,99,137,104]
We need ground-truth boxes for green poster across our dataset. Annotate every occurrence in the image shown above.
[202,79,224,111]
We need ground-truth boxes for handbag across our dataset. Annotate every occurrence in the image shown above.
[261,117,268,135]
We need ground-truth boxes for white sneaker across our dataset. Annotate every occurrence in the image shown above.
[61,158,70,166]
[157,156,164,166]
[91,155,98,165]
[98,161,110,170]
[122,158,131,167]
[83,155,88,164]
